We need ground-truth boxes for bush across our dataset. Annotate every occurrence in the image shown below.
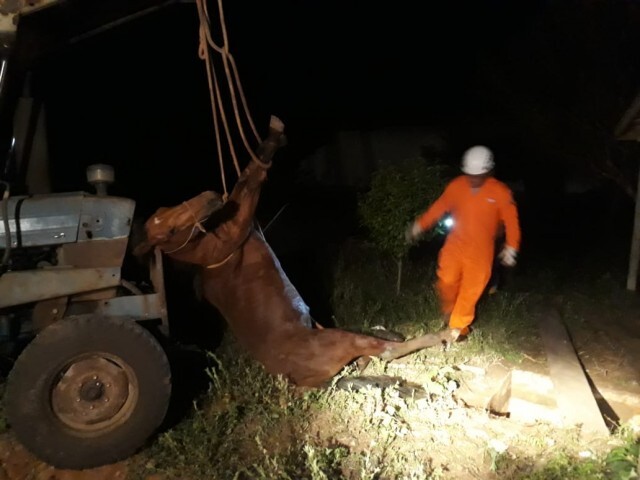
[358,157,448,292]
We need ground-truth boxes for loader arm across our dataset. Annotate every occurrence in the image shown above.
[0,0,184,183]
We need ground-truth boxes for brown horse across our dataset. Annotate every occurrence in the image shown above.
[134,116,453,387]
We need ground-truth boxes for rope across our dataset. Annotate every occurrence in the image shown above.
[208,223,253,268]
[197,1,241,191]
[195,0,263,189]
[162,201,207,254]
[163,224,199,254]
[169,0,271,261]
[213,0,262,147]
[262,203,288,233]
[198,26,229,198]
[205,249,236,269]
[200,0,261,147]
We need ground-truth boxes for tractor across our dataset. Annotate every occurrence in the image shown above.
[0,0,200,470]
[0,163,172,469]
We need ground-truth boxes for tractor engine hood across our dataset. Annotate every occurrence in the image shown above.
[0,191,134,248]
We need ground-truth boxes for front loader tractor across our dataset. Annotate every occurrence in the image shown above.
[0,163,173,469]
[0,0,191,470]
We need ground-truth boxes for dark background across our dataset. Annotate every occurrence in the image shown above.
[31,1,640,202]
[10,0,640,325]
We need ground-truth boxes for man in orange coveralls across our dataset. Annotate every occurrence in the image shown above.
[406,145,521,341]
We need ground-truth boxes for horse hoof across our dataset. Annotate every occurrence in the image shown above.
[369,326,405,342]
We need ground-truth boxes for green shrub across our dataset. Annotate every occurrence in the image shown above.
[358,157,448,293]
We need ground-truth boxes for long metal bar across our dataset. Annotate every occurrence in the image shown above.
[626,167,640,290]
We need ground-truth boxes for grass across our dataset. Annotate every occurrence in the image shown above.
[2,237,640,479]
[331,240,536,364]
[131,343,639,479]
[132,346,318,479]
[489,424,640,480]
[125,238,640,479]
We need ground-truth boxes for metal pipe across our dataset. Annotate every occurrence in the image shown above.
[0,179,11,271]
[0,31,18,182]
[0,59,8,96]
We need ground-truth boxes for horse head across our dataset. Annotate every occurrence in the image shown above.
[133,190,223,256]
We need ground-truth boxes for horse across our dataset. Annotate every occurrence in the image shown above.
[134,116,453,388]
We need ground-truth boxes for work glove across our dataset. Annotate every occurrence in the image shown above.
[405,221,422,244]
[498,245,517,267]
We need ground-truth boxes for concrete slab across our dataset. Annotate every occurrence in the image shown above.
[509,397,562,425]
[455,364,560,424]
[455,360,639,430]
[537,306,610,436]
[455,363,512,413]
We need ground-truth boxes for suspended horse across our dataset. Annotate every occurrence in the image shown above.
[134,116,454,387]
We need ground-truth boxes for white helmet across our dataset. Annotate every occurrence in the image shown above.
[461,145,494,175]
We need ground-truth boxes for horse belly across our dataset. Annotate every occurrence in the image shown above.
[275,330,389,386]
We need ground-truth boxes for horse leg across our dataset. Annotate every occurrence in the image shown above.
[355,355,372,371]
[377,330,455,361]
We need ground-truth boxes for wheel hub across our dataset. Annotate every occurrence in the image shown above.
[51,355,137,433]
[79,379,104,402]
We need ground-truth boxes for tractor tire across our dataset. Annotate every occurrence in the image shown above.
[5,315,171,470]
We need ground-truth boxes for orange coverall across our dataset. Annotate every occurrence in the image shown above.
[416,176,521,334]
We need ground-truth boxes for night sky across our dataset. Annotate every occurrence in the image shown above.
[15,0,640,266]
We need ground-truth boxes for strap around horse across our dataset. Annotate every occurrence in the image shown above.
[205,220,256,269]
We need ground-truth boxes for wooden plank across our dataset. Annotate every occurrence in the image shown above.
[538,307,610,436]
[627,168,640,291]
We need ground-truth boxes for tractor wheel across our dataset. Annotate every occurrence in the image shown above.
[5,315,171,469]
